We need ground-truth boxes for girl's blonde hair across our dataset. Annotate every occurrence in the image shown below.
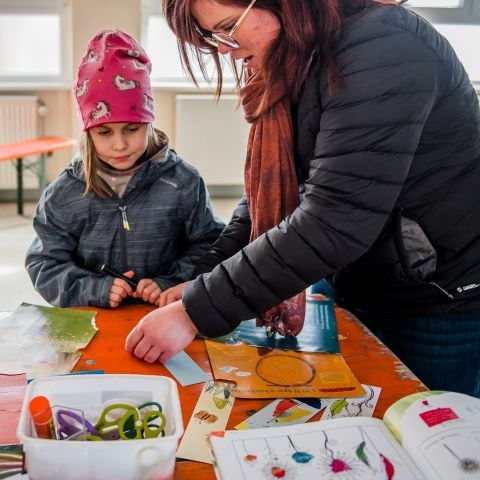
[81,124,167,198]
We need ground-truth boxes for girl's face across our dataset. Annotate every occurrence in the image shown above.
[89,122,149,170]
[191,0,281,72]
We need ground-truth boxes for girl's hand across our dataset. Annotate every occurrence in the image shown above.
[125,300,198,363]
[134,279,162,305]
[108,270,135,308]
[156,281,190,307]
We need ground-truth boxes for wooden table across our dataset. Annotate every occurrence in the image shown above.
[0,136,75,215]
[72,304,426,480]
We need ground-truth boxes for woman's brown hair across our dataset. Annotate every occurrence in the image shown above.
[163,0,405,107]
[82,124,167,198]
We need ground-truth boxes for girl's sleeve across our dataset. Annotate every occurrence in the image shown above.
[25,187,112,307]
[182,15,449,337]
[152,176,226,289]
[193,195,251,275]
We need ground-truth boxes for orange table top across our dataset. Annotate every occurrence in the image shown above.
[0,136,75,162]
[72,304,426,480]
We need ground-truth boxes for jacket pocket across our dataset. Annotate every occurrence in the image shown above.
[394,212,453,299]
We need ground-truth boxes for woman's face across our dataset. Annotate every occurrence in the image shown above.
[191,0,281,72]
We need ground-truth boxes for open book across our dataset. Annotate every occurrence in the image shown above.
[208,391,480,479]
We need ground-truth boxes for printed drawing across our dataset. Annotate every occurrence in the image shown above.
[205,380,235,410]
[330,386,376,418]
[231,424,414,480]
[255,354,316,386]
[443,443,479,474]
[193,410,218,424]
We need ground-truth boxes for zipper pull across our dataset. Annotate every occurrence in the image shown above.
[118,205,130,231]
[430,281,454,300]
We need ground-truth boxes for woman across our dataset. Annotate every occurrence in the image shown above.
[126,0,480,396]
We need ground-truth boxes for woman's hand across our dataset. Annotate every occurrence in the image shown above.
[108,270,135,308]
[125,300,198,363]
[156,281,190,307]
[133,279,162,305]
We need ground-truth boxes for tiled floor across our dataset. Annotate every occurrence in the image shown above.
[0,198,240,311]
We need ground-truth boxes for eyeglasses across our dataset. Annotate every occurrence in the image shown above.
[194,0,257,50]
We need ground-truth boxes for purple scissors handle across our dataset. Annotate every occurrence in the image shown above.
[56,408,99,439]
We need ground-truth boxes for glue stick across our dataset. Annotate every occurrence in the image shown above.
[28,395,54,439]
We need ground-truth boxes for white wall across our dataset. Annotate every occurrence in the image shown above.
[0,0,247,189]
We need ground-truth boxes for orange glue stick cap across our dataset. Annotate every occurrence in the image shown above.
[29,396,54,439]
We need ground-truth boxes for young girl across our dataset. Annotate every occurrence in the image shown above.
[26,28,224,308]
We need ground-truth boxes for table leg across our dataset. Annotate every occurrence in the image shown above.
[39,153,47,192]
[16,157,23,215]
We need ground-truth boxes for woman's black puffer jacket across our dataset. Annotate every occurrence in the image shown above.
[185,4,480,337]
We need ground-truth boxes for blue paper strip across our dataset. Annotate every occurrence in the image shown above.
[164,351,210,386]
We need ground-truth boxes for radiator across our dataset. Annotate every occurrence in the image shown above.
[0,95,39,189]
[175,94,249,188]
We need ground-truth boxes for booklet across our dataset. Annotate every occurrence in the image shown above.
[208,390,480,480]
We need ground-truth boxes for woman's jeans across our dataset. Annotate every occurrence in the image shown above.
[311,281,480,397]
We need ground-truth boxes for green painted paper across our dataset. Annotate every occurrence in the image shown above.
[0,303,97,379]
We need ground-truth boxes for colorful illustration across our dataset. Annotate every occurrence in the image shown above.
[235,398,321,430]
[443,444,479,474]
[194,410,218,424]
[208,297,339,353]
[205,340,364,399]
[321,385,381,419]
[209,420,424,480]
[177,381,236,464]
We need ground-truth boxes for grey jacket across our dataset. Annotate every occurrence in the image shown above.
[26,149,224,307]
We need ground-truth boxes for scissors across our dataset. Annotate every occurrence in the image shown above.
[55,408,103,441]
[95,403,166,440]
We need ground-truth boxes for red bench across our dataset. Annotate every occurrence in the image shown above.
[0,136,75,215]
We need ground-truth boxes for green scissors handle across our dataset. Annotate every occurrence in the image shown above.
[95,403,166,440]
[141,410,166,439]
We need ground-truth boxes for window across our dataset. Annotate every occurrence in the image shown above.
[408,0,480,83]
[0,0,71,86]
[142,0,480,86]
[142,0,235,88]
[408,0,480,23]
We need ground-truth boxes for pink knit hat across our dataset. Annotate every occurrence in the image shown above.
[74,28,155,131]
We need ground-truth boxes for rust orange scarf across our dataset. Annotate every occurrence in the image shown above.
[240,71,305,337]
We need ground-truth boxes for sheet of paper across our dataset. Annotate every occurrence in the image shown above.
[177,381,235,463]
[164,351,210,386]
[0,303,97,380]
[235,398,322,430]
[205,340,364,399]
[320,384,382,419]
[0,374,27,444]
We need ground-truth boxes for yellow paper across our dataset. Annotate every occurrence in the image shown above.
[205,340,364,399]
[176,381,235,464]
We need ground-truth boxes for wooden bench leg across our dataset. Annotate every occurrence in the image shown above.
[16,157,23,215]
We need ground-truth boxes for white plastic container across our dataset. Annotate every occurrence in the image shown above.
[17,374,183,480]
